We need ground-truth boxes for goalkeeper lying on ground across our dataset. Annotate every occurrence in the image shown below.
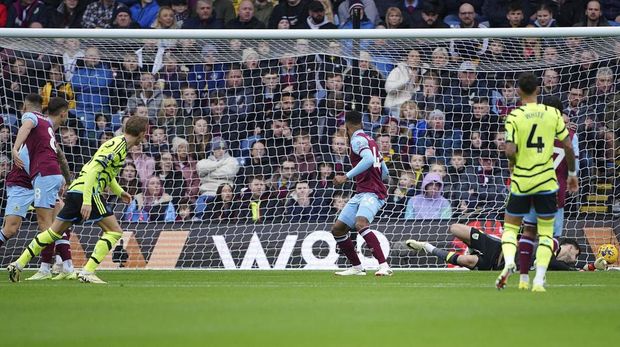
[405,223,608,272]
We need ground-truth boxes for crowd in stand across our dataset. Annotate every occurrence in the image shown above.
[0,0,618,223]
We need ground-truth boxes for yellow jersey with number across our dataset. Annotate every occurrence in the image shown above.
[505,103,569,195]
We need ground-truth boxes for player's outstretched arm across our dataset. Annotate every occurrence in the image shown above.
[11,117,36,169]
[561,136,578,193]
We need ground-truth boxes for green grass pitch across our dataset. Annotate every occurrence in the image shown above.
[1,270,619,347]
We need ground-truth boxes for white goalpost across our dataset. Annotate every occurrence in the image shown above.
[0,27,618,270]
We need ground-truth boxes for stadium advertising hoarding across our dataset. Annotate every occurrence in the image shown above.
[2,220,617,269]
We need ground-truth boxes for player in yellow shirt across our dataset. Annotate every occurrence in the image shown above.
[496,73,578,292]
[7,116,149,284]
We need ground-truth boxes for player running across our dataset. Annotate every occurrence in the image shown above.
[7,115,149,284]
[331,110,392,276]
[497,73,578,292]
[0,95,75,279]
[405,224,591,272]
[517,96,580,290]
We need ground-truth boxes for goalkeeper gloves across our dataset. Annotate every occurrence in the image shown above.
[582,257,608,271]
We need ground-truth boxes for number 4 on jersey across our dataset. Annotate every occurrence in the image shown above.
[526,124,544,153]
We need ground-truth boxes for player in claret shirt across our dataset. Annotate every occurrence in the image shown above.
[331,110,392,276]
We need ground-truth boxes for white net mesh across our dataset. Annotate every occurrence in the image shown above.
[0,31,618,269]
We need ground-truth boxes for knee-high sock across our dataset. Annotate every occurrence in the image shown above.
[518,235,535,275]
[55,234,72,261]
[16,229,62,268]
[358,227,386,264]
[83,231,122,273]
[534,218,555,285]
[334,232,362,267]
[40,243,55,264]
[501,222,520,267]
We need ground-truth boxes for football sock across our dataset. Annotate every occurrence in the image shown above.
[40,262,51,273]
[40,243,55,264]
[430,247,449,261]
[63,259,75,273]
[445,252,460,266]
[84,231,122,273]
[501,222,519,266]
[358,227,386,264]
[334,232,362,267]
[520,274,529,283]
[0,230,7,247]
[518,235,535,275]
[55,234,72,261]
[534,239,554,285]
[423,242,436,253]
[16,228,62,268]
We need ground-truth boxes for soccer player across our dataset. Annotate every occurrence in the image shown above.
[497,73,578,292]
[331,110,392,276]
[0,96,73,276]
[7,115,149,284]
[517,97,580,289]
[405,224,587,271]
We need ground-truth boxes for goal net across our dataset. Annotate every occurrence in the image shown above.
[0,29,618,270]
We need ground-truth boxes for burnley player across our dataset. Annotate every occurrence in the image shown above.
[497,73,578,292]
[8,115,149,284]
[517,97,580,290]
[0,96,73,273]
[331,110,392,276]
[405,224,587,272]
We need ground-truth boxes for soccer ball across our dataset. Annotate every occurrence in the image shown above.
[597,244,619,264]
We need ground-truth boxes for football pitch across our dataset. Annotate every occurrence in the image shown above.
[1,270,618,347]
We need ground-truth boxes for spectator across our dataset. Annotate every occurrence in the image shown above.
[112,6,141,28]
[399,100,424,142]
[600,0,620,23]
[404,172,452,220]
[111,52,143,112]
[212,0,235,24]
[155,150,186,203]
[204,183,237,221]
[362,95,388,137]
[564,84,588,128]
[574,0,609,27]
[291,95,322,144]
[206,91,234,142]
[339,1,375,30]
[12,0,45,27]
[264,115,294,159]
[241,48,262,91]
[449,3,489,61]
[491,80,519,116]
[416,109,462,164]
[384,171,416,218]
[408,153,426,191]
[126,72,164,121]
[2,57,37,114]
[385,49,421,115]
[171,0,190,27]
[329,191,350,217]
[148,126,169,156]
[125,176,175,222]
[445,149,470,207]
[376,132,402,179]
[521,37,542,61]
[532,4,557,27]
[182,0,223,29]
[178,85,205,122]
[71,46,112,131]
[196,137,239,197]
[119,162,140,197]
[237,175,278,223]
[410,1,449,28]
[187,46,225,95]
[269,159,299,200]
[62,38,85,82]
[236,140,272,187]
[384,7,407,29]
[254,0,274,25]
[47,0,84,28]
[0,126,12,158]
[312,161,335,203]
[157,97,186,138]
[464,149,508,218]
[414,73,443,113]
[444,60,487,125]
[0,3,7,27]
[268,0,309,29]
[318,132,350,175]
[337,0,379,26]
[225,0,265,28]
[382,116,409,155]
[539,69,562,102]
[40,64,76,111]
[129,0,159,28]
[345,51,386,107]
[94,113,112,141]
[81,0,126,28]
[503,2,527,28]
[223,64,253,118]
[428,47,452,87]
[155,54,189,96]
[285,180,325,222]
[152,6,180,28]
[175,197,194,221]
[303,0,337,29]
[126,143,156,187]
[172,136,200,199]
[290,131,317,176]
[187,117,210,160]
[60,126,88,173]
[276,17,291,28]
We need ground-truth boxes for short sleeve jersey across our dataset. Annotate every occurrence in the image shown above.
[349,130,387,199]
[68,135,128,202]
[505,103,569,195]
[22,112,62,179]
